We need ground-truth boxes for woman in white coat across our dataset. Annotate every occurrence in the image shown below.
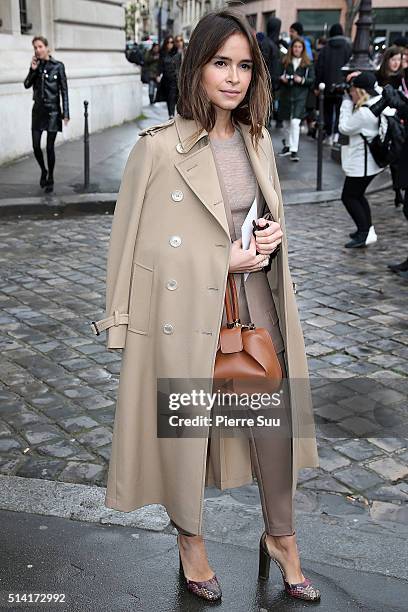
[338,71,383,248]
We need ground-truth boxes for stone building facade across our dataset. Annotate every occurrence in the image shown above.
[0,0,142,164]
[173,0,408,42]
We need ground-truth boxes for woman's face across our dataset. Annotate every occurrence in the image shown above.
[388,53,402,73]
[166,38,174,50]
[292,41,303,58]
[201,33,253,113]
[33,40,48,60]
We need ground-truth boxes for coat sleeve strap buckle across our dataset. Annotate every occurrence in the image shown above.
[91,321,100,336]
[90,312,129,335]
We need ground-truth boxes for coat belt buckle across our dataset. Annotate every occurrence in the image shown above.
[91,321,100,336]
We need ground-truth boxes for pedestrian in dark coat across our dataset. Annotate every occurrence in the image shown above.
[314,24,352,142]
[260,16,282,126]
[172,34,186,98]
[24,35,69,193]
[378,83,408,276]
[143,43,161,104]
[261,16,281,90]
[277,38,315,161]
[376,46,404,206]
[155,35,178,119]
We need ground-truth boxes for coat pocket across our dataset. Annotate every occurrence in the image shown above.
[128,262,154,334]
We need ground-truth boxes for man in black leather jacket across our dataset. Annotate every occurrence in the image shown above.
[24,35,70,193]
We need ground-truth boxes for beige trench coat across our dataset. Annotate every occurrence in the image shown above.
[91,114,319,535]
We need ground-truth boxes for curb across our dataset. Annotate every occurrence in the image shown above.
[1,473,407,530]
[0,181,393,216]
[0,193,116,216]
[1,473,408,584]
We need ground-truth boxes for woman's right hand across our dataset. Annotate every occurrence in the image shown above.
[229,235,270,273]
[346,70,361,83]
[280,75,288,84]
[31,56,39,70]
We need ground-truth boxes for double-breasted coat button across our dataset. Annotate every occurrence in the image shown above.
[166,279,178,290]
[163,323,174,334]
[171,190,183,202]
[176,143,184,153]
[169,235,182,248]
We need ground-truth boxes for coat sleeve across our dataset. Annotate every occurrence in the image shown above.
[338,98,368,135]
[59,62,70,119]
[263,128,299,294]
[263,127,289,257]
[24,66,38,89]
[93,135,153,349]
[302,63,315,88]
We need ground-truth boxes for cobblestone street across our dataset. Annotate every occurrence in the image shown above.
[0,185,407,524]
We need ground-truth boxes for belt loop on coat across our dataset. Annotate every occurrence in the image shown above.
[113,310,120,326]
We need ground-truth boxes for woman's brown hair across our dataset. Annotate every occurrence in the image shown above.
[176,7,271,151]
[282,37,311,69]
[377,45,402,86]
[32,35,49,47]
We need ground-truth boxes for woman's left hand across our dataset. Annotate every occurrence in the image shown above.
[294,75,303,84]
[254,218,283,255]
[63,118,70,126]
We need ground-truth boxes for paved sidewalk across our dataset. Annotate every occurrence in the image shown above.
[0,85,389,212]
[0,188,406,518]
[0,86,407,611]
[0,500,408,612]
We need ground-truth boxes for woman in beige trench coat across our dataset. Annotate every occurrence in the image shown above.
[91,7,320,605]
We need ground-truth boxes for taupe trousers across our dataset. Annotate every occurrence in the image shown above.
[171,349,294,537]
[171,142,295,537]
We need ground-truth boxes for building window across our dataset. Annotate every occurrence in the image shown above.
[297,9,341,41]
[246,13,257,31]
[20,0,32,34]
[262,11,276,33]
[372,8,408,44]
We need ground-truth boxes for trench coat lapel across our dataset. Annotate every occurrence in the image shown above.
[236,122,280,223]
[173,116,279,239]
[174,117,230,238]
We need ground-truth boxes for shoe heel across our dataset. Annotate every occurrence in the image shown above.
[258,534,270,581]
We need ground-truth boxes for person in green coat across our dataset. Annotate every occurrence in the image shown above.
[277,38,315,161]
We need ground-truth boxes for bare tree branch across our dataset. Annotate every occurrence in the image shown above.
[344,0,362,38]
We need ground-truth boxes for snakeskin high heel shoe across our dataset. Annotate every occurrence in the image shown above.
[258,531,320,602]
[177,535,222,601]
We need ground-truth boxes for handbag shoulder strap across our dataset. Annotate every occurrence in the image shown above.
[360,133,368,177]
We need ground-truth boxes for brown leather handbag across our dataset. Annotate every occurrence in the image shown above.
[214,273,283,394]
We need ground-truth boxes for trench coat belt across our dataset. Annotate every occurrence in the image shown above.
[90,310,129,335]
